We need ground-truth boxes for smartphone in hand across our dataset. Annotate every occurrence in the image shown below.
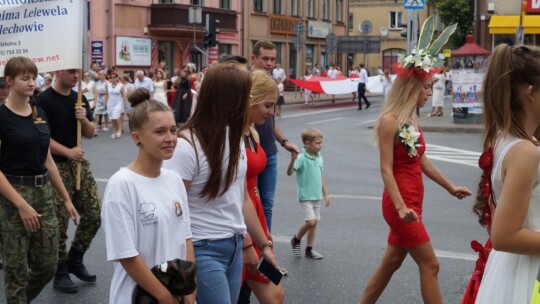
[257,257,283,285]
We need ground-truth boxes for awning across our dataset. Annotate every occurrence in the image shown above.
[524,15,540,34]
[488,15,519,34]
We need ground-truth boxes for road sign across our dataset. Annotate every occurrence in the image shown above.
[359,20,373,34]
[404,0,424,10]
[188,6,202,24]
[293,21,306,33]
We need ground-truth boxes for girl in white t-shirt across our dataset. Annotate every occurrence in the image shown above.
[163,64,280,304]
[101,88,194,304]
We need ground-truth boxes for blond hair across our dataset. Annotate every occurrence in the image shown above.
[250,70,278,106]
[373,76,425,146]
[301,128,323,143]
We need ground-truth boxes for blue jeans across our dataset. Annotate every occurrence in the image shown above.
[257,152,277,232]
[193,234,244,304]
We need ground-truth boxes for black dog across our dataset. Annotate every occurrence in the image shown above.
[133,258,197,304]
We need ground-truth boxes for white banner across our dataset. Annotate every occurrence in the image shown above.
[0,1,83,74]
[115,36,151,66]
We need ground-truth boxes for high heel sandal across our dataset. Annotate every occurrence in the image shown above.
[436,113,443,117]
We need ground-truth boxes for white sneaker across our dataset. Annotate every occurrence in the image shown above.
[111,133,116,139]
[102,127,109,132]
[115,132,121,138]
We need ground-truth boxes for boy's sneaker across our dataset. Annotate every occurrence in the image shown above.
[305,249,323,259]
[290,237,301,258]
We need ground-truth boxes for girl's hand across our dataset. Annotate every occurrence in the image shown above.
[18,203,41,232]
[64,200,79,225]
[450,186,472,200]
[243,246,259,275]
[397,206,418,223]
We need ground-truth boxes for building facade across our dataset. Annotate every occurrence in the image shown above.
[349,0,434,75]
[242,0,349,78]
[477,0,540,49]
[88,0,242,76]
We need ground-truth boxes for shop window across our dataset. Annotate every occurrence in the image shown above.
[220,0,231,9]
[291,0,298,16]
[289,43,297,78]
[274,42,282,65]
[336,0,343,22]
[383,48,406,70]
[273,0,282,14]
[390,11,403,29]
[218,44,232,59]
[307,0,314,18]
[158,41,174,76]
[321,0,329,20]
[254,0,264,12]
[306,45,314,72]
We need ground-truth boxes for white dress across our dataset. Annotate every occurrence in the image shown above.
[475,134,540,304]
[431,74,445,107]
[107,83,123,120]
[153,80,167,105]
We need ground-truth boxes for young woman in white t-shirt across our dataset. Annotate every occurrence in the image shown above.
[101,88,194,304]
[163,64,280,304]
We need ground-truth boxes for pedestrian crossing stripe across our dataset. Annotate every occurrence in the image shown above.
[425,143,481,168]
[404,0,425,9]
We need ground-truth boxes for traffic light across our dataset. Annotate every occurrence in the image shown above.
[400,22,408,39]
[203,17,218,49]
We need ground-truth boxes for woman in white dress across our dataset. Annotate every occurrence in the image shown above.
[153,70,168,105]
[428,70,445,116]
[474,44,540,303]
[106,73,124,138]
[303,69,314,105]
[94,71,110,132]
[120,74,135,130]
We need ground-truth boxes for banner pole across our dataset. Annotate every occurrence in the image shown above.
[76,69,83,190]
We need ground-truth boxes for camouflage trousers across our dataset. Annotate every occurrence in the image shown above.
[54,159,101,263]
[0,183,59,304]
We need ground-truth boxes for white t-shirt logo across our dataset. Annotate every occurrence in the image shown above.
[139,202,156,218]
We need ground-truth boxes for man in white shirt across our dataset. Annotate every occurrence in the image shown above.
[272,63,286,81]
[357,63,371,110]
[133,70,155,97]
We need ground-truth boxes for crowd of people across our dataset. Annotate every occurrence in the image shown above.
[0,32,539,304]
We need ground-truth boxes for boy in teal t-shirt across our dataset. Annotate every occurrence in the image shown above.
[287,128,331,259]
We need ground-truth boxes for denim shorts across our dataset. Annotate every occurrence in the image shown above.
[193,234,244,304]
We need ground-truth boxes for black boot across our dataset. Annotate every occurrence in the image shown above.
[68,248,97,282]
[53,261,78,293]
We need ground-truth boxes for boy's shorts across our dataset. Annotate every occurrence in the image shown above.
[300,200,321,221]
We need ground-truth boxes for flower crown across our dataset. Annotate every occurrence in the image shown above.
[393,16,457,81]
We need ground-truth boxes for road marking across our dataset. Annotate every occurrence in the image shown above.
[330,194,381,200]
[305,117,345,125]
[281,106,355,119]
[426,144,481,167]
[354,119,377,126]
[272,235,476,261]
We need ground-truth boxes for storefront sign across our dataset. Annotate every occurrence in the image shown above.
[217,32,238,41]
[91,41,103,66]
[307,20,332,38]
[115,36,151,66]
[0,2,83,74]
[208,47,219,63]
[526,0,540,13]
[269,15,300,35]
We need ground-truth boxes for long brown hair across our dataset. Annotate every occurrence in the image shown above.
[472,44,540,223]
[180,64,252,200]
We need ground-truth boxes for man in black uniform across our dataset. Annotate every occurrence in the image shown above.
[35,69,101,294]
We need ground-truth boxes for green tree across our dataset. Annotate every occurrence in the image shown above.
[431,0,472,48]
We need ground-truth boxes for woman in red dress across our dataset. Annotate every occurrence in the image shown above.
[359,68,471,303]
[239,70,284,304]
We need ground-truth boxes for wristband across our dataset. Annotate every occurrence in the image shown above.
[258,240,273,250]
[242,244,254,250]
[280,139,288,147]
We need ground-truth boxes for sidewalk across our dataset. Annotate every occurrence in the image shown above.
[282,91,482,134]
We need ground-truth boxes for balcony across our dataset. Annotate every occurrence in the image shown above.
[148,4,237,37]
